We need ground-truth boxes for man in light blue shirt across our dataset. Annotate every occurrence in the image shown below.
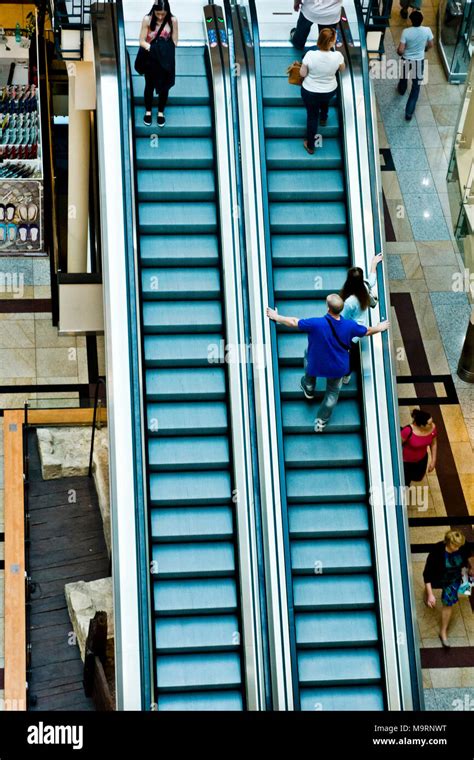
[397,11,434,120]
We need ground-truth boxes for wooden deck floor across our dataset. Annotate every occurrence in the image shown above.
[27,429,110,711]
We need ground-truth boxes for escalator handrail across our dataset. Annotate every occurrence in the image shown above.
[114,0,154,709]
[347,1,424,708]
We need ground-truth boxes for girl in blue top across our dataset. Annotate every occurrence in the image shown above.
[340,253,383,383]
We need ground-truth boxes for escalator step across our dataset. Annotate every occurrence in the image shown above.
[279,368,358,399]
[137,169,215,201]
[140,234,219,267]
[284,433,364,467]
[156,652,242,691]
[143,301,223,333]
[154,578,238,615]
[273,265,347,296]
[146,368,226,401]
[151,541,236,578]
[295,611,379,648]
[134,105,212,137]
[289,503,369,538]
[272,234,349,266]
[136,137,214,169]
[264,106,339,138]
[286,468,367,502]
[149,436,230,471]
[155,614,240,653]
[139,202,217,232]
[293,575,375,611]
[151,507,234,542]
[300,685,384,711]
[282,400,361,434]
[132,75,209,105]
[270,202,346,233]
[147,401,228,436]
[263,77,335,106]
[298,648,381,686]
[291,537,372,573]
[150,471,232,505]
[145,334,224,367]
[268,170,344,201]
[266,138,342,169]
[141,267,220,299]
[157,690,243,710]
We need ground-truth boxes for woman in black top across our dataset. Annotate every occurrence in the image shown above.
[139,1,178,127]
[423,530,473,648]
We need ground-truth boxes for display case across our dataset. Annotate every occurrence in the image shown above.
[438,0,474,83]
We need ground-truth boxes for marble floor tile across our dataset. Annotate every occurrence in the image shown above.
[450,442,474,476]
[430,292,472,373]
[426,83,463,106]
[385,123,425,149]
[423,339,451,373]
[422,669,432,689]
[418,124,443,149]
[397,169,437,195]
[0,321,35,349]
[0,349,35,379]
[382,172,403,199]
[35,348,79,379]
[385,198,415,241]
[77,346,89,384]
[0,311,34,321]
[0,392,37,409]
[33,285,52,299]
[389,278,428,292]
[35,376,80,385]
[391,146,430,171]
[410,215,452,241]
[432,104,463,127]
[97,335,106,377]
[32,258,51,286]
[34,320,78,350]
[417,244,458,267]
[410,293,441,339]
[424,63,449,86]
[401,252,424,279]
[441,406,472,444]
[387,254,406,279]
[415,105,438,127]
[385,241,417,254]
[424,264,464,291]
[426,146,450,174]
[0,286,34,300]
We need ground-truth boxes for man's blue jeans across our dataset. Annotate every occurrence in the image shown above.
[398,59,425,118]
[301,350,343,423]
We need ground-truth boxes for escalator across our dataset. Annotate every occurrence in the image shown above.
[125,36,247,711]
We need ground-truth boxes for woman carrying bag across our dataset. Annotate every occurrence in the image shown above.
[299,27,344,154]
[401,408,437,486]
[137,1,179,127]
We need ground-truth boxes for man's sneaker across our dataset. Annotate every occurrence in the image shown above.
[314,418,327,433]
[342,374,351,385]
[300,379,315,400]
[157,113,166,127]
[143,112,152,126]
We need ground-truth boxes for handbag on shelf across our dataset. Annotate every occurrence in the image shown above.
[287,61,303,86]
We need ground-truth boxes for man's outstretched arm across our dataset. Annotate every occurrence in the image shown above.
[266,306,300,329]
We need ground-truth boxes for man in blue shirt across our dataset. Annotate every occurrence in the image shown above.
[267,293,389,432]
[397,11,434,120]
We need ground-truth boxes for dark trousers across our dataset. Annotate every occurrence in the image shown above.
[301,86,336,149]
[291,11,338,49]
[144,74,170,113]
[403,454,428,486]
[397,59,424,118]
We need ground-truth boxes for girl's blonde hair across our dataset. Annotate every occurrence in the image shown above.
[444,530,466,548]
[317,27,337,51]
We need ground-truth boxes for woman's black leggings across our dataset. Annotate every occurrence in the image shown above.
[144,75,170,113]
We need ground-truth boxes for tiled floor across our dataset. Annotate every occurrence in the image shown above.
[377,1,474,706]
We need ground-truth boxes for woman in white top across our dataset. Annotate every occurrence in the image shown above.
[299,28,344,154]
[139,1,179,127]
[291,0,342,50]
[340,253,383,382]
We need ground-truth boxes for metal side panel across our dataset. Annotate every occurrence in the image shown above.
[92,2,146,709]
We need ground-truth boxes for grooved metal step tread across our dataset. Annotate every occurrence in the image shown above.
[145,334,223,367]
[293,575,376,611]
[141,267,220,299]
[143,301,223,333]
[148,435,230,470]
[155,614,240,652]
[270,202,346,233]
[298,648,381,686]
[279,368,358,398]
[147,401,228,436]
[140,235,219,267]
[289,503,369,538]
[139,202,217,232]
[272,234,349,266]
[157,690,243,710]
[284,433,364,467]
[268,170,344,201]
[151,507,234,542]
[266,137,342,169]
[286,468,367,502]
[146,368,226,401]
[154,578,238,615]
[291,537,372,573]
[264,106,339,137]
[300,685,384,711]
[137,169,215,201]
[150,471,232,506]
[295,611,379,648]
[155,652,242,691]
[135,137,214,169]
[273,265,347,297]
[134,105,212,137]
[282,400,361,433]
[132,75,209,105]
[151,541,236,578]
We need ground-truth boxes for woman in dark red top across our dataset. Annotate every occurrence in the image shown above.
[401,408,437,486]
